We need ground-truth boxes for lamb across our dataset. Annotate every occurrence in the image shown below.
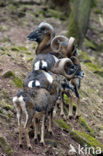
[13,84,60,148]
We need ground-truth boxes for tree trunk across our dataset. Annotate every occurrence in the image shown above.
[67,0,93,46]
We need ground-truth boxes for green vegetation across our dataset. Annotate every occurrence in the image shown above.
[70,130,103,151]
[79,50,103,77]
[10,46,31,55]
[0,25,8,31]
[1,100,14,111]
[13,76,23,88]
[0,134,13,156]
[38,8,67,20]
[94,8,102,14]
[2,70,23,88]
[57,118,71,132]
[2,70,15,78]
[84,39,97,50]
[79,117,94,136]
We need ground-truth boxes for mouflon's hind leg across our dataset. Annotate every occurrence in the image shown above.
[75,97,81,118]
[68,95,73,119]
[48,112,54,135]
[40,114,45,146]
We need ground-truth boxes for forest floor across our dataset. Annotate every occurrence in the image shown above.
[0,0,103,156]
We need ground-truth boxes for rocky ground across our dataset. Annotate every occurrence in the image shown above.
[0,0,103,156]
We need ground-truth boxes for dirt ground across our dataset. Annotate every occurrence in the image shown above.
[0,0,103,156]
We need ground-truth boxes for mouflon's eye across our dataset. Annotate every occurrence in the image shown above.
[41,27,46,31]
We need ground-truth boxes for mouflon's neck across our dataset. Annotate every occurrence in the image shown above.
[36,33,52,55]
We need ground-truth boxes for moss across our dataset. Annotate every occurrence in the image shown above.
[1,100,14,111]
[64,94,69,104]
[57,118,71,132]
[98,43,103,51]
[79,117,94,136]
[10,46,20,51]
[32,42,37,49]
[0,25,8,31]
[2,89,10,100]
[79,50,103,76]
[27,57,33,62]
[11,45,31,55]
[8,111,13,120]
[48,9,60,19]
[18,46,28,52]
[78,50,92,62]
[94,8,102,14]
[2,70,15,78]
[84,62,103,74]
[73,103,77,112]
[0,134,13,156]
[91,0,97,8]
[94,71,103,77]
[100,126,103,130]
[0,46,6,51]
[0,37,11,43]
[70,130,103,152]
[0,112,10,121]
[2,70,23,88]
[84,39,97,50]
[13,76,23,88]
[67,10,80,45]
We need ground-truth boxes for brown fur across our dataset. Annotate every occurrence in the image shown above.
[36,33,51,54]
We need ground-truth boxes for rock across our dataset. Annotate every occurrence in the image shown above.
[2,70,15,78]
[70,130,103,154]
[0,134,13,156]
[79,117,95,136]
[57,118,71,132]
[2,69,23,88]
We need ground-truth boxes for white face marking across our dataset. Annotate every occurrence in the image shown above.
[43,71,53,84]
[34,61,40,70]
[35,80,40,86]
[28,81,33,88]
[53,56,58,63]
[42,60,47,68]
